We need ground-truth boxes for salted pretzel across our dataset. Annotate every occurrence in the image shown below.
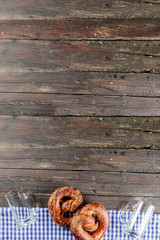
[48,186,83,227]
[70,203,109,240]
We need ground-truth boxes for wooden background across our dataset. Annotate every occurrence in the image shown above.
[0,0,160,212]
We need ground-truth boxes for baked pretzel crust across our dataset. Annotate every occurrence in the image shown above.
[48,186,83,227]
[70,203,109,240]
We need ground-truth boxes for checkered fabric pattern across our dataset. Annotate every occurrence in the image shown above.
[0,208,159,240]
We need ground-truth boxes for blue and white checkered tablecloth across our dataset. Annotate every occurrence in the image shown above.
[0,208,159,240]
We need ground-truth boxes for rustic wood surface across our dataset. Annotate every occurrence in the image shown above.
[0,94,160,116]
[0,19,160,40]
[0,40,160,73]
[0,116,160,149]
[0,0,160,214]
[0,72,159,96]
[0,0,160,19]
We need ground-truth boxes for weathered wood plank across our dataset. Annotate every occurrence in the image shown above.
[0,72,159,97]
[1,169,160,197]
[0,93,159,116]
[0,40,160,73]
[0,116,159,149]
[0,0,160,19]
[0,192,160,213]
[0,19,160,40]
[0,148,159,173]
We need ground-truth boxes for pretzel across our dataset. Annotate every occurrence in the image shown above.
[48,186,83,227]
[70,203,109,240]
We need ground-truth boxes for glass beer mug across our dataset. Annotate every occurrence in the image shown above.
[5,191,39,229]
[119,201,155,239]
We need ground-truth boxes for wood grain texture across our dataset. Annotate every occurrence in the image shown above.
[1,169,160,197]
[1,192,160,212]
[0,116,159,149]
[0,40,160,73]
[0,0,160,19]
[0,93,159,116]
[0,148,159,173]
[0,72,159,97]
[0,19,160,40]
[1,0,160,210]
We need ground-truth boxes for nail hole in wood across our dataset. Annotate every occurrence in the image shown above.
[105,3,110,8]
[105,56,110,61]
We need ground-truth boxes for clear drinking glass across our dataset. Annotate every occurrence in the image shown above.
[119,201,155,239]
[5,191,39,229]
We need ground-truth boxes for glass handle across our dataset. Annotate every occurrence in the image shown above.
[119,202,131,224]
[129,201,144,229]
[119,201,144,229]
[24,192,39,214]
